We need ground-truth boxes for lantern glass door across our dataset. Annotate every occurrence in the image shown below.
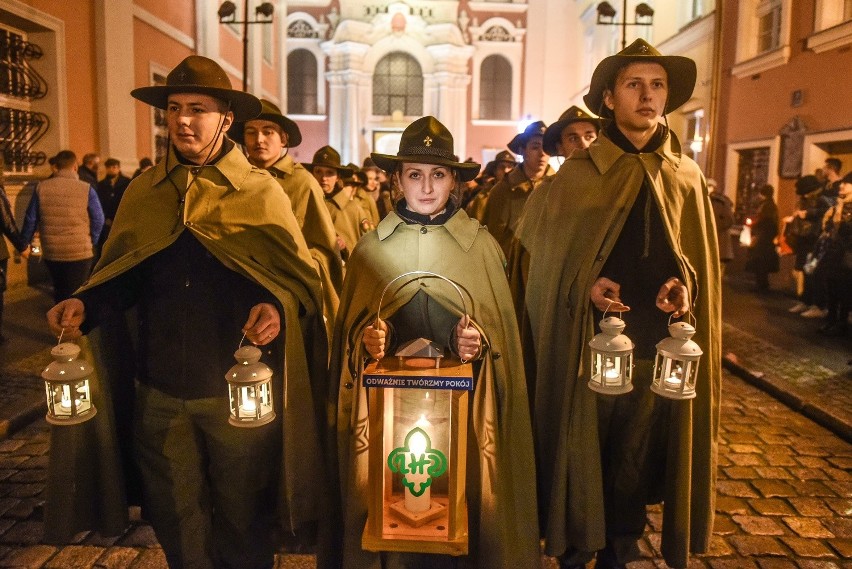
[230,382,274,422]
[45,379,94,423]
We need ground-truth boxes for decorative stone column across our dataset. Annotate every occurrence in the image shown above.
[323,41,370,164]
[426,44,474,160]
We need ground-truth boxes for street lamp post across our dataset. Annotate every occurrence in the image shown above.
[596,0,654,50]
[217,1,275,92]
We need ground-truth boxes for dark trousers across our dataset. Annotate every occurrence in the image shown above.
[44,258,93,303]
[559,361,670,568]
[133,383,281,569]
[0,258,6,339]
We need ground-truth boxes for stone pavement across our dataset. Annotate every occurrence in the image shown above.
[0,283,850,567]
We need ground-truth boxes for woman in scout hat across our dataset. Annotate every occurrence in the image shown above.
[514,39,720,569]
[328,116,539,568]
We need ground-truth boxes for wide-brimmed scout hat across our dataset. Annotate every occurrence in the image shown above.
[303,146,353,178]
[229,99,302,147]
[542,106,599,156]
[131,55,262,121]
[583,38,696,118]
[507,121,547,154]
[494,149,517,165]
[371,116,480,182]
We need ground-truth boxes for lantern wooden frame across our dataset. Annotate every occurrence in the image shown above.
[362,357,470,555]
[226,345,276,427]
[588,315,634,395]
[651,320,703,400]
[42,342,97,425]
[361,271,473,555]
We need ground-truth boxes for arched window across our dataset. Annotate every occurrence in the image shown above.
[287,49,318,115]
[372,52,423,117]
[479,55,511,120]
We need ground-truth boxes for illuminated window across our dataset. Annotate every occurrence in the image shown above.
[372,52,422,117]
[479,55,511,120]
[287,49,317,115]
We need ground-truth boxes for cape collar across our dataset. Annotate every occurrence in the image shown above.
[587,126,683,175]
[377,209,479,252]
[268,154,295,178]
[151,138,253,191]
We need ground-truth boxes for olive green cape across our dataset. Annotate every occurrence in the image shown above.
[268,154,343,334]
[512,132,721,569]
[43,144,331,554]
[329,210,540,568]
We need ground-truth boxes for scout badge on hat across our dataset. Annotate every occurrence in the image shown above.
[507,121,547,155]
[542,106,599,156]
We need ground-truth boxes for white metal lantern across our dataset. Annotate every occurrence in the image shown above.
[588,315,634,395]
[41,342,97,425]
[226,345,276,427]
[651,320,703,400]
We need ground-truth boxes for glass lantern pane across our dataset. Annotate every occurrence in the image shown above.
[388,387,452,506]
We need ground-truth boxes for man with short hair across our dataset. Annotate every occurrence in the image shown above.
[481,122,554,255]
[21,149,104,302]
[230,98,343,314]
[542,105,599,160]
[516,40,721,569]
[823,157,843,202]
[44,55,329,569]
[95,158,131,245]
[78,152,100,188]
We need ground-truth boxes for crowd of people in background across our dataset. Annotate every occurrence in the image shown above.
[784,158,851,337]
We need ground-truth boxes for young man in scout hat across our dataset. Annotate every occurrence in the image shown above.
[515,39,720,569]
[542,105,599,160]
[305,146,370,260]
[231,98,344,321]
[44,55,331,569]
[481,120,554,256]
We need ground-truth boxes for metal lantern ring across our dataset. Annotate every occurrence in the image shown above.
[587,305,634,395]
[41,340,97,425]
[651,314,703,400]
[361,271,474,556]
[226,339,276,427]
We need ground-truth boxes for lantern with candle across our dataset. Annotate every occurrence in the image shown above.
[225,344,276,427]
[41,341,97,425]
[361,271,472,556]
[588,315,634,395]
[651,318,703,400]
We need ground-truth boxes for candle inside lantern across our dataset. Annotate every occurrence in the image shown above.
[404,415,432,513]
[240,386,257,414]
[664,366,683,389]
[603,361,621,385]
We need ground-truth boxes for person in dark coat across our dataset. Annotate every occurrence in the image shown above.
[786,175,829,313]
[745,184,780,292]
[0,164,30,343]
[95,158,131,246]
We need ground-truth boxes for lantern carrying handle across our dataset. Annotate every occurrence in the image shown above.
[602,298,623,319]
[237,331,248,350]
[667,311,697,327]
[375,271,469,328]
[57,328,65,345]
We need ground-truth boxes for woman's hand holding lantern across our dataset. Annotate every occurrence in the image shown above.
[454,315,481,363]
[364,318,389,360]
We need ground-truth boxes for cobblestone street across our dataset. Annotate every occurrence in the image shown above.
[0,368,848,568]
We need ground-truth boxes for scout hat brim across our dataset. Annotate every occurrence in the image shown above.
[131,56,262,122]
[507,121,547,155]
[583,39,696,118]
[303,145,353,178]
[370,152,480,183]
[229,99,303,147]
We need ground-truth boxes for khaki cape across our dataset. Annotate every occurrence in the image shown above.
[329,210,540,568]
[325,188,370,254]
[513,132,721,569]
[268,154,343,331]
[43,144,331,551]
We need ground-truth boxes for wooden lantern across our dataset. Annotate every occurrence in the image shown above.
[361,271,473,555]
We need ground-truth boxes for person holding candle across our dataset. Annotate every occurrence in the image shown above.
[42,56,331,569]
[513,40,721,569]
[329,116,540,568]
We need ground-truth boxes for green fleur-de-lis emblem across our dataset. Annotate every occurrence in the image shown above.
[423,136,433,147]
[387,426,447,497]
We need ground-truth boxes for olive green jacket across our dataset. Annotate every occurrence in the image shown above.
[43,144,330,550]
[329,210,540,568]
[513,131,721,569]
[324,189,370,256]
